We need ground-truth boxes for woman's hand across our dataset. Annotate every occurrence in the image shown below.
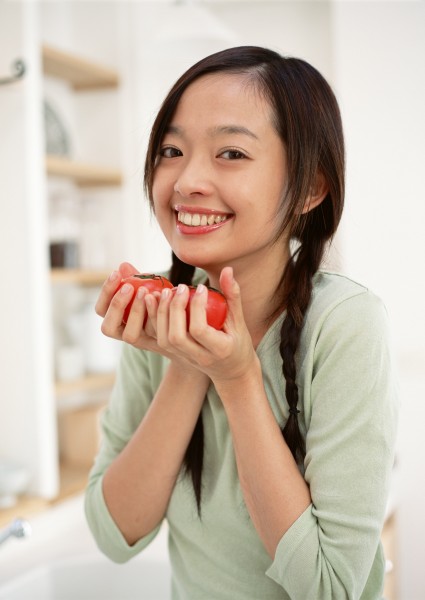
[154,267,259,386]
[95,262,169,350]
[95,263,208,379]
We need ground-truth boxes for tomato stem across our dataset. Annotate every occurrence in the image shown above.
[132,274,162,281]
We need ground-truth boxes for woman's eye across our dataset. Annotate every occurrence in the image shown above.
[219,149,247,160]
[159,146,182,158]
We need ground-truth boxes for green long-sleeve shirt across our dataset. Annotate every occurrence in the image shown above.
[85,270,398,599]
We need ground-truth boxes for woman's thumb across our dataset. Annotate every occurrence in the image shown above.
[219,267,243,323]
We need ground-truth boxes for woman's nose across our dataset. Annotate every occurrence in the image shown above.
[173,159,214,198]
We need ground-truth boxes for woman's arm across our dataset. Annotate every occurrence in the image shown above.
[88,263,209,546]
[213,365,311,558]
[213,291,398,599]
[102,360,208,545]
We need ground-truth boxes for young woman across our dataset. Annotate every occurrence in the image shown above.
[85,46,398,599]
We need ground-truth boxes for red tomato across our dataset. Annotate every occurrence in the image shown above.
[184,286,228,330]
[117,273,173,323]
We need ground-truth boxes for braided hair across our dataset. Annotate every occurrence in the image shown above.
[144,47,345,511]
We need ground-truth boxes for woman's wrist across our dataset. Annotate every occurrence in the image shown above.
[167,359,210,392]
[212,354,263,404]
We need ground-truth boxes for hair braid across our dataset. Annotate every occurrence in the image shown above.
[169,251,196,286]
[168,252,204,513]
[280,236,325,464]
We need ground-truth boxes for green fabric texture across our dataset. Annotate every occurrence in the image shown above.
[85,271,398,600]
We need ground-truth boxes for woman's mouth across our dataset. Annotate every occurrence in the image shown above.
[175,208,233,235]
[177,211,230,227]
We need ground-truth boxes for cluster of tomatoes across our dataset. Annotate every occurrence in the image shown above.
[118,273,227,330]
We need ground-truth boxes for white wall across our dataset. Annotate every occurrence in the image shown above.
[332,1,425,360]
[332,3,425,598]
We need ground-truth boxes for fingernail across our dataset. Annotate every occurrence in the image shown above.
[109,270,119,281]
[176,284,186,295]
[161,288,171,299]
[136,287,147,299]
[120,283,133,295]
[196,284,206,295]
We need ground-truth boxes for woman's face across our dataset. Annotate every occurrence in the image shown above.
[152,73,289,279]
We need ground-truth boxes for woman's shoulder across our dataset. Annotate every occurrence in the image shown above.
[312,269,370,303]
[311,269,385,313]
[305,270,389,342]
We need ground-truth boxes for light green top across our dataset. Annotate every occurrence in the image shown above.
[85,271,398,600]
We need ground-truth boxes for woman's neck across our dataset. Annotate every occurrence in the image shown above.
[207,246,289,348]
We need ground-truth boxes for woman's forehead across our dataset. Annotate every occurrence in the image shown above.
[169,73,274,134]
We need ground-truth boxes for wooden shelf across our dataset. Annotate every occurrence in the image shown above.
[50,268,110,286]
[0,464,90,527]
[46,155,122,186]
[55,372,115,398]
[42,44,119,90]
[57,462,90,500]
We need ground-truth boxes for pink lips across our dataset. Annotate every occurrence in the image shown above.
[175,205,233,235]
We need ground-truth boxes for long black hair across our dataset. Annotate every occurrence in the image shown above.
[144,46,345,512]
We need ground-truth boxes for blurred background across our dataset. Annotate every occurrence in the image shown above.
[0,1,424,598]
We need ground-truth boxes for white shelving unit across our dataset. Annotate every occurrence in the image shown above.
[42,44,123,498]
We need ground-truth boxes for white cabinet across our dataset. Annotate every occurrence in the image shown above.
[0,3,126,510]
[43,43,124,497]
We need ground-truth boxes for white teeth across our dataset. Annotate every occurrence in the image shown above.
[177,211,229,227]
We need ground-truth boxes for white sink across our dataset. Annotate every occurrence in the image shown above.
[0,494,170,600]
[0,554,170,600]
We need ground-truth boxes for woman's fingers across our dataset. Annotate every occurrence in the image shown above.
[100,282,134,339]
[144,291,160,338]
[97,266,242,370]
[187,284,209,337]
[95,270,122,317]
[121,287,150,344]
[118,261,139,279]
[95,262,139,318]
[157,285,188,349]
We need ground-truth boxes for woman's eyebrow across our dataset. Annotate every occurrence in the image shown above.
[164,124,183,136]
[164,124,259,140]
[208,124,259,140]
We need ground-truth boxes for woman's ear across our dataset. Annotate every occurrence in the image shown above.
[301,172,328,214]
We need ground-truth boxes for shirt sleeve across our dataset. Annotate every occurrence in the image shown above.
[84,342,166,563]
[266,290,399,599]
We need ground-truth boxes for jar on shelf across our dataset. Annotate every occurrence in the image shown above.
[48,185,80,268]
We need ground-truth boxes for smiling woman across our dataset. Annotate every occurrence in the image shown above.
[85,46,398,600]
[151,72,288,276]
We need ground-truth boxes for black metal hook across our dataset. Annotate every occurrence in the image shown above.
[0,59,26,86]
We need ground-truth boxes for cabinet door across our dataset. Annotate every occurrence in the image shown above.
[0,2,58,498]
